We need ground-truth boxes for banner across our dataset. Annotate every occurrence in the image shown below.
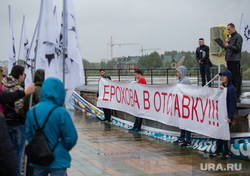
[97,78,230,140]
[239,13,250,52]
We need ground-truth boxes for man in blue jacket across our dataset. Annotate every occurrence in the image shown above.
[25,78,78,175]
[209,70,236,159]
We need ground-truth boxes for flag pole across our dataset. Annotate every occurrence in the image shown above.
[8,5,16,75]
[18,15,25,65]
[24,0,44,174]
[62,0,68,86]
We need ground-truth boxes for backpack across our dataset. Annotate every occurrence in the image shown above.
[25,106,60,166]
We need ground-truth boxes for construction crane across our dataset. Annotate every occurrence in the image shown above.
[141,45,161,56]
[108,36,140,59]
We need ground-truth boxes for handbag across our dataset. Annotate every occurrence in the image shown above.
[25,106,59,166]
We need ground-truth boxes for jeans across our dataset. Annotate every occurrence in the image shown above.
[133,116,143,130]
[33,168,66,176]
[227,61,242,98]
[180,130,191,142]
[7,125,26,176]
[200,63,211,87]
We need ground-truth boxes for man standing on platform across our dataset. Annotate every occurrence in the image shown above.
[97,69,112,122]
[196,38,211,87]
[128,69,147,132]
[223,23,243,102]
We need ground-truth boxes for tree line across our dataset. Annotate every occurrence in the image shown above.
[82,50,250,79]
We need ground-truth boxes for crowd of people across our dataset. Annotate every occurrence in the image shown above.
[0,22,246,176]
[0,66,77,176]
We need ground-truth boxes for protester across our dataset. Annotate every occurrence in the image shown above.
[25,77,78,176]
[173,66,192,146]
[196,38,211,87]
[0,66,6,78]
[2,65,27,176]
[223,23,243,101]
[24,69,45,115]
[23,69,44,176]
[0,66,6,113]
[0,114,18,176]
[209,70,236,159]
[128,69,147,132]
[0,82,34,176]
[97,69,112,122]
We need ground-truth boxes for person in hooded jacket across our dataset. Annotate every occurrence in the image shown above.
[25,77,78,176]
[24,69,45,115]
[23,69,45,176]
[173,66,192,146]
[209,70,236,159]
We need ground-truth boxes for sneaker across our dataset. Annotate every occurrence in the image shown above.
[132,128,140,132]
[209,153,221,157]
[181,141,191,147]
[128,127,135,131]
[173,139,184,144]
[220,154,230,159]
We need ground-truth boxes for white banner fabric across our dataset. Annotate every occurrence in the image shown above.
[97,78,230,140]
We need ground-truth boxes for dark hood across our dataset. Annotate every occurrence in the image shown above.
[34,69,45,86]
[221,70,232,87]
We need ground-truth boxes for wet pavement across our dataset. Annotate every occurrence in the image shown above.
[67,110,250,176]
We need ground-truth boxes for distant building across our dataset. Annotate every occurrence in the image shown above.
[100,59,109,63]
[114,56,140,71]
[161,54,185,68]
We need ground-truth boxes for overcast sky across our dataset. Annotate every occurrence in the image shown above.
[1,0,250,62]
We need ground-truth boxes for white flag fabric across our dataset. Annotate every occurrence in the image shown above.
[239,13,250,52]
[61,0,85,90]
[35,0,57,73]
[18,16,29,62]
[25,23,38,89]
[8,5,16,74]
[55,0,84,102]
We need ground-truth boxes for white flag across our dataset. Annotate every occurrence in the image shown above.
[25,22,38,89]
[56,0,84,102]
[61,0,85,90]
[18,16,29,62]
[35,0,57,72]
[8,5,16,74]
[239,13,250,52]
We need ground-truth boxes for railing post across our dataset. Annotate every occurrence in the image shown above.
[118,69,121,82]
[197,68,199,86]
[212,68,214,87]
[151,69,153,85]
[84,69,87,85]
[167,69,168,84]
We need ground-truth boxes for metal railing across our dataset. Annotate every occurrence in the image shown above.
[83,67,249,92]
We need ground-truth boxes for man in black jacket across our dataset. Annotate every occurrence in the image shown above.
[0,84,35,176]
[223,23,243,101]
[196,38,211,87]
